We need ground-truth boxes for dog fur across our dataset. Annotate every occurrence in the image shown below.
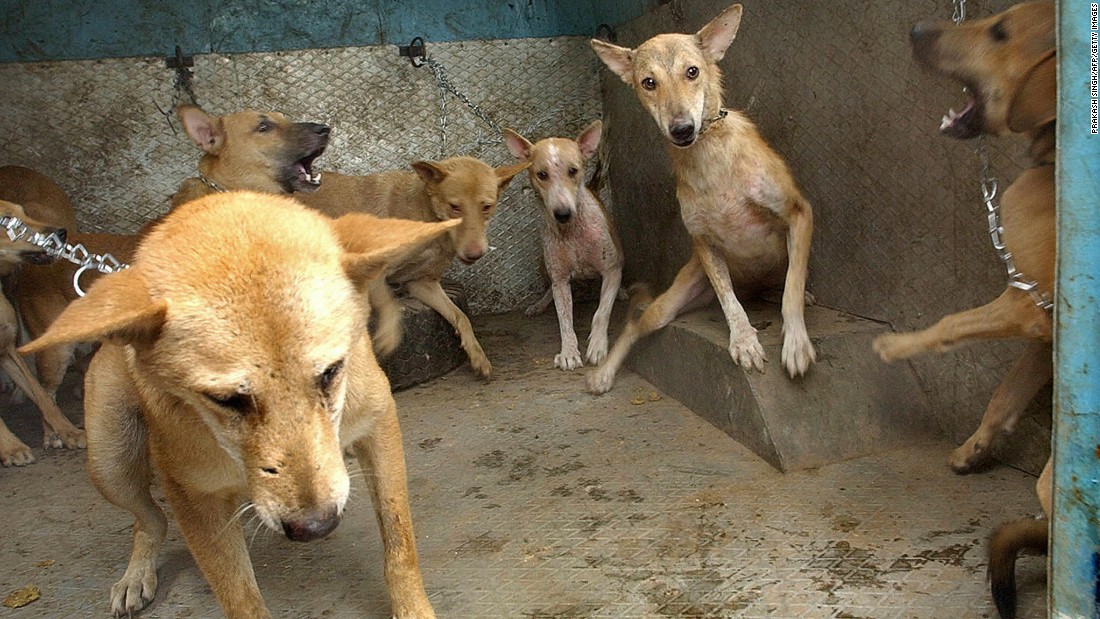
[21,191,454,618]
[502,121,623,371]
[588,3,816,394]
[296,156,530,379]
[873,4,1055,617]
[0,195,78,465]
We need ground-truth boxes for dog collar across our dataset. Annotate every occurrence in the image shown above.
[198,173,228,193]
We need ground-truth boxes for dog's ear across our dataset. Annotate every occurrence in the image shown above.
[502,129,533,161]
[697,3,743,62]
[411,160,448,186]
[177,105,226,155]
[1007,52,1056,134]
[590,39,635,84]
[19,268,166,354]
[335,215,461,289]
[494,161,531,190]
[576,120,603,160]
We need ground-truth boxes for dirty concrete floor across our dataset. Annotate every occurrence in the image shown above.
[0,307,1046,618]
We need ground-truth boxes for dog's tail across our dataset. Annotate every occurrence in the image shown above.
[989,516,1048,619]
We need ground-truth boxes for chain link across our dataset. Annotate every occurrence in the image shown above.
[952,0,1052,311]
[422,56,502,158]
[0,216,129,298]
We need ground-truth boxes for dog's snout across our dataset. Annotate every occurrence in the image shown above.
[461,246,485,263]
[669,122,696,146]
[553,209,572,224]
[910,20,941,58]
[282,506,341,542]
[300,122,330,137]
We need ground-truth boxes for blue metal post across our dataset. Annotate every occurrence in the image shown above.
[1052,0,1100,616]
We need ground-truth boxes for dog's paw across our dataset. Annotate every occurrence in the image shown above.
[782,328,815,377]
[555,348,584,371]
[949,433,993,474]
[729,333,767,373]
[110,562,158,616]
[524,301,548,317]
[871,333,912,362]
[44,426,87,450]
[0,439,35,467]
[586,365,616,395]
[585,336,608,366]
[469,352,493,381]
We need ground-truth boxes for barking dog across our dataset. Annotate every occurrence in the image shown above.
[875,3,1056,617]
[588,3,816,394]
[297,156,529,379]
[0,196,78,466]
[502,121,624,371]
[21,192,454,618]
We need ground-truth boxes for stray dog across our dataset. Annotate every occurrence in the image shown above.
[171,104,330,207]
[21,191,454,618]
[588,3,816,394]
[297,156,530,379]
[502,121,624,370]
[0,198,76,466]
[874,3,1055,617]
[12,105,331,408]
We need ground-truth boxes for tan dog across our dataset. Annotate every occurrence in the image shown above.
[297,156,530,379]
[588,3,816,394]
[21,191,454,618]
[0,198,78,465]
[11,106,331,410]
[502,121,624,371]
[874,4,1055,618]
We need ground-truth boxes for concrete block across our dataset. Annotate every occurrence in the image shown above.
[626,301,937,472]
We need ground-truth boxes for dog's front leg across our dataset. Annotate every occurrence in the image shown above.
[873,288,1052,361]
[780,199,815,377]
[586,264,622,366]
[352,404,435,619]
[406,279,491,379]
[0,419,34,466]
[161,481,270,619]
[550,274,583,370]
[694,240,765,372]
[950,341,1052,473]
[368,278,403,357]
[0,349,86,449]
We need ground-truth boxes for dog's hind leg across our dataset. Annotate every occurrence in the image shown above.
[84,348,168,617]
[951,341,1051,473]
[407,279,492,379]
[586,264,622,366]
[587,251,712,394]
[872,288,1052,361]
[0,349,85,450]
[781,198,815,377]
[351,403,435,619]
[525,288,553,316]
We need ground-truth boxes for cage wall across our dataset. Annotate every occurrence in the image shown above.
[0,37,609,315]
[599,0,1050,474]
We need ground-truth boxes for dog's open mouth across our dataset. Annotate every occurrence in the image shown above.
[939,87,983,139]
[293,151,324,193]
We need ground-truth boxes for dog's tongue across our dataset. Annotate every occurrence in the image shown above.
[296,162,321,186]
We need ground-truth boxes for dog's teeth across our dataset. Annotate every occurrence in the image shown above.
[940,115,952,130]
[948,107,957,118]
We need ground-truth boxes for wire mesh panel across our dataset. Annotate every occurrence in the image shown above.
[0,37,606,315]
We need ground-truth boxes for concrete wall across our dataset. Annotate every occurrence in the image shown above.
[599,0,1050,474]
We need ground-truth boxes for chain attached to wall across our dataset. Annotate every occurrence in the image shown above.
[155,45,198,134]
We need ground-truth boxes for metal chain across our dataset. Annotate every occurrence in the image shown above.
[422,56,502,158]
[952,0,1052,311]
[0,216,129,298]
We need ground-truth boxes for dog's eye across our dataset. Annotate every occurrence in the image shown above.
[989,21,1008,42]
[567,167,579,178]
[686,66,699,80]
[481,203,492,213]
[256,120,273,133]
[318,360,344,393]
[641,77,657,91]
[449,203,462,216]
[536,170,549,181]
[206,392,251,414]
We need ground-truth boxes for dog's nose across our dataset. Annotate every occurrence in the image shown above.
[910,21,939,44]
[281,507,341,542]
[461,247,485,263]
[50,227,66,243]
[669,122,696,145]
[302,122,330,136]
[553,209,572,224]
